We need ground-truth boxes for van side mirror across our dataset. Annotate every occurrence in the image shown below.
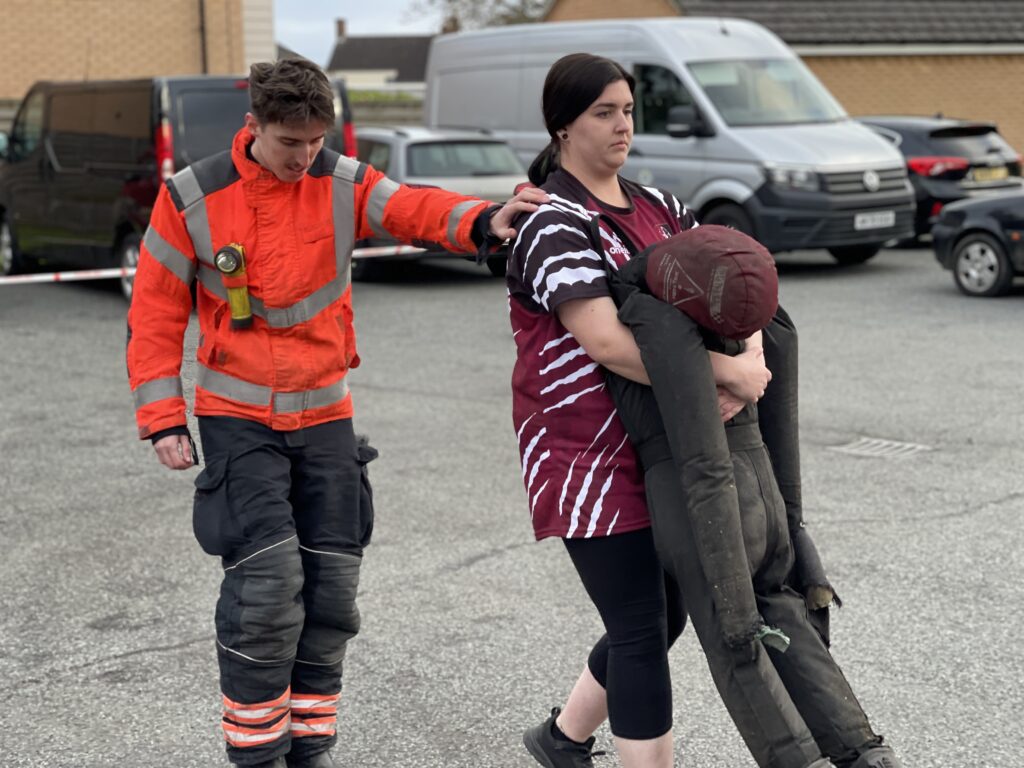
[666,105,713,139]
[0,131,8,158]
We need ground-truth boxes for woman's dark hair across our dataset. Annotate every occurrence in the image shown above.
[249,58,335,127]
[528,53,636,186]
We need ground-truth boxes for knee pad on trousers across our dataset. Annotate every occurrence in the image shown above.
[217,536,305,663]
[296,548,362,669]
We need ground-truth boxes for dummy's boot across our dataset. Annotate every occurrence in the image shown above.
[848,746,902,768]
[286,751,337,768]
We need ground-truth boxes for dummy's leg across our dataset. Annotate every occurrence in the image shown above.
[760,307,835,642]
[745,442,896,768]
[645,459,825,768]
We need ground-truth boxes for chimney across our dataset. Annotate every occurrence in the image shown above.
[336,18,346,40]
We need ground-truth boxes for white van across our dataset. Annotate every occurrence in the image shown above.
[425,18,915,264]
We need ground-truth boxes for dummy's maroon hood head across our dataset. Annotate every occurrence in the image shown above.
[643,225,778,340]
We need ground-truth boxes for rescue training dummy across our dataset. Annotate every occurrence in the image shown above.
[592,220,903,768]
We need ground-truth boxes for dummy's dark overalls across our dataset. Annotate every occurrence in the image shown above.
[598,227,899,768]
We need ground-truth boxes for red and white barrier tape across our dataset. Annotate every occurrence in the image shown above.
[0,245,428,286]
[0,266,136,285]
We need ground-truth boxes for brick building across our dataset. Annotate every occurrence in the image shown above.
[0,0,275,126]
[545,0,1024,152]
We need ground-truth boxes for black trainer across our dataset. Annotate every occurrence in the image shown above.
[523,707,603,767]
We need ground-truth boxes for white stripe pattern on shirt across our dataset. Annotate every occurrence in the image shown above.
[585,467,617,538]
[567,446,610,538]
[540,362,599,395]
[539,345,587,375]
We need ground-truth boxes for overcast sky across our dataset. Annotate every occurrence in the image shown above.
[275,0,444,66]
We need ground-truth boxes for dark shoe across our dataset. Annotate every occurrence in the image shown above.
[849,746,902,768]
[286,751,336,768]
[523,707,601,767]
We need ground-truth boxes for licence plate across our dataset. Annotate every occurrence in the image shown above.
[972,165,1009,182]
[854,210,895,230]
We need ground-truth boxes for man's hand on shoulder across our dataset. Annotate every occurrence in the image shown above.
[488,186,550,242]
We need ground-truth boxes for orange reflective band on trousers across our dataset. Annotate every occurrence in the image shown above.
[290,692,340,738]
[222,687,291,748]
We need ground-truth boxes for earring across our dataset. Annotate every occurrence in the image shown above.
[558,131,568,141]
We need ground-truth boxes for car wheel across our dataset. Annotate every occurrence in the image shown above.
[117,232,141,302]
[486,255,507,278]
[700,203,755,237]
[1,213,27,276]
[827,244,881,265]
[952,232,1013,297]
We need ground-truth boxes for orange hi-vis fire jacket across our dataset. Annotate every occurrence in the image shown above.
[127,127,491,437]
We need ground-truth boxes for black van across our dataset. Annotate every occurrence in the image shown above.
[0,75,356,297]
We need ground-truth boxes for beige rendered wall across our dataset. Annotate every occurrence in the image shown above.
[0,0,245,101]
[545,0,678,21]
[807,55,1024,154]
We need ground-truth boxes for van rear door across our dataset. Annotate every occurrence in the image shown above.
[168,81,252,167]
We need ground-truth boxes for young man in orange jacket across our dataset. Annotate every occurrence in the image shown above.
[126,58,544,768]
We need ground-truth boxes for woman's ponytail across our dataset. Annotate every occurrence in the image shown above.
[528,139,560,186]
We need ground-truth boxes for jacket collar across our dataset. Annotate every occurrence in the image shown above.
[232,126,282,184]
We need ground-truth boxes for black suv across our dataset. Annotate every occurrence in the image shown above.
[859,116,1022,238]
[0,75,355,298]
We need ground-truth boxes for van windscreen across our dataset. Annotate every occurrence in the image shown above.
[175,89,252,164]
[688,59,845,127]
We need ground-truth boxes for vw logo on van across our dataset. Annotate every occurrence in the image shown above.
[862,170,881,192]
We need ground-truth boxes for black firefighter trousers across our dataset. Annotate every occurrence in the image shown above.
[645,408,878,768]
[193,416,375,766]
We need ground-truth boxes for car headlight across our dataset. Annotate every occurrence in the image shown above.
[764,163,820,192]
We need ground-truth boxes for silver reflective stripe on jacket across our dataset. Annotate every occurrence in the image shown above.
[196,364,350,413]
[196,264,347,330]
[143,226,196,286]
[447,199,482,250]
[331,155,357,286]
[133,376,184,409]
[172,167,215,266]
[182,155,358,328]
[366,176,400,239]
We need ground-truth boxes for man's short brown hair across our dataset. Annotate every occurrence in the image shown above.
[249,58,335,127]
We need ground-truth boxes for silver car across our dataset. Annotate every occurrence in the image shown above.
[354,126,528,278]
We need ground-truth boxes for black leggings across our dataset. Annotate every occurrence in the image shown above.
[563,527,686,740]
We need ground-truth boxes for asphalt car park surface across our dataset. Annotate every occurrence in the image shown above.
[1,247,1021,767]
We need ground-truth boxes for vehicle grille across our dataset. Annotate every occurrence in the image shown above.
[821,167,908,195]
[819,207,916,244]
